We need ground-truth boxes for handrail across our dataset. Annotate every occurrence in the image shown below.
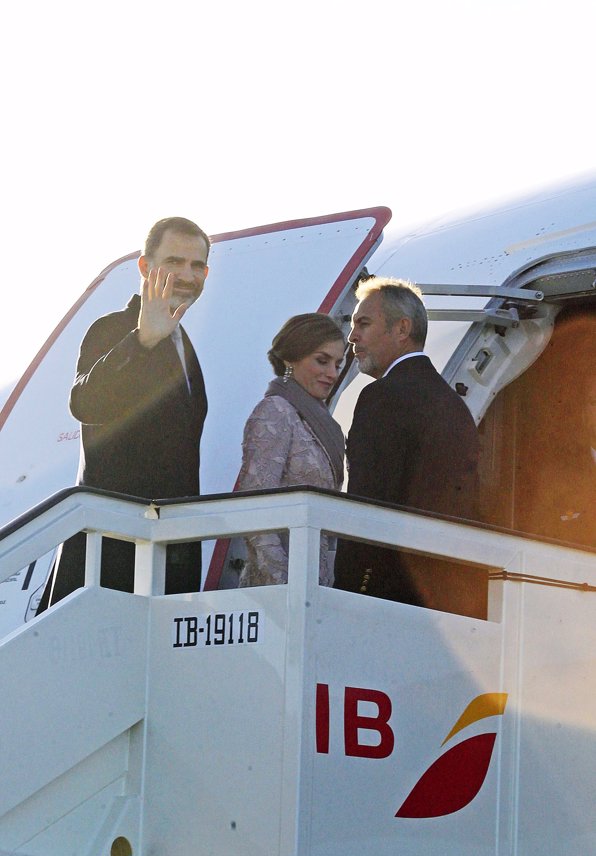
[0,484,151,540]
[0,488,593,594]
[2,484,593,554]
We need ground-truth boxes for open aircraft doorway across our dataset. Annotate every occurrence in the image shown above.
[479,300,594,549]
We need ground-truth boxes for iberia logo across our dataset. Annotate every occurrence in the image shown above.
[395,692,508,818]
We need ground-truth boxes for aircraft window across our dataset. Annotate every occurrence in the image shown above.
[478,303,595,549]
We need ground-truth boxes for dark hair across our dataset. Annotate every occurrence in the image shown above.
[143,217,211,260]
[268,313,345,376]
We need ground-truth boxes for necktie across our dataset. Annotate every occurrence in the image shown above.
[171,326,191,393]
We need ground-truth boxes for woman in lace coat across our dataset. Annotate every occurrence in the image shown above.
[237,313,345,587]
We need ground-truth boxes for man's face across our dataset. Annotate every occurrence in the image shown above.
[348,292,409,379]
[139,229,209,311]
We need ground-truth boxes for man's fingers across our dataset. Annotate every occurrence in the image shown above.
[154,266,168,297]
[146,267,159,300]
[145,267,175,303]
[172,302,190,324]
[162,271,176,299]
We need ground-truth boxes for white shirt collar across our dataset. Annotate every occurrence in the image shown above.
[382,351,425,378]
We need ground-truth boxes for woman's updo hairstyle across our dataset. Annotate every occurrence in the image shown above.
[268,313,345,376]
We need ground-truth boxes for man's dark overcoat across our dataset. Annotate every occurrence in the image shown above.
[39,294,207,608]
[334,355,485,616]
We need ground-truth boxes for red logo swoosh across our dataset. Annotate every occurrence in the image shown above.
[396,732,497,818]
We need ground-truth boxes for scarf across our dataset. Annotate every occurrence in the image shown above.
[265,377,345,487]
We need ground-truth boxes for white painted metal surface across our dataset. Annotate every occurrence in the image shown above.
[370,172,596,287]
[0,489,594,854]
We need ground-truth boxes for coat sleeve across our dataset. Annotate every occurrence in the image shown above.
[69,315,157,425]
[237,397,295,585]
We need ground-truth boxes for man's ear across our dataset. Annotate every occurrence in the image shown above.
[204,265,209,279]
[394,316,413,341]
[138,254,150,279]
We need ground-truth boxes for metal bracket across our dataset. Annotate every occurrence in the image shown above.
[418,283,544,302]
[427,305,522,328]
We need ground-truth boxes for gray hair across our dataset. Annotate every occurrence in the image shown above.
[355,276,427,346]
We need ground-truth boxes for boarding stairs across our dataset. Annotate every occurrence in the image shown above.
[0,487,594,855]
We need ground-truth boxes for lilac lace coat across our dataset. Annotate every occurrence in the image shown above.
[237,396,343,587]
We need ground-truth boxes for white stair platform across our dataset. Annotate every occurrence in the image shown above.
[0,488,594,855]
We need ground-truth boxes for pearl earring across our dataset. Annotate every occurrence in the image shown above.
[283,364,293,384]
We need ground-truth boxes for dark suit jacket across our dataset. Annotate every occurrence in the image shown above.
[39,294,207,608]
[334,355,484,615]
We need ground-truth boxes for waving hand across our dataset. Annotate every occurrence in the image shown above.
[138,267,191,349]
